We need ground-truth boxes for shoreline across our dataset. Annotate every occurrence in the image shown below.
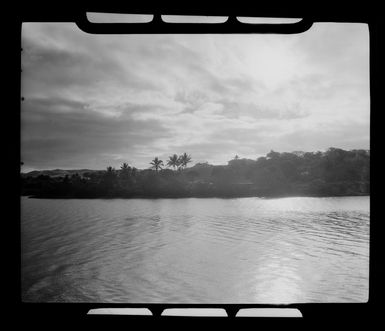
[21,193,370,200]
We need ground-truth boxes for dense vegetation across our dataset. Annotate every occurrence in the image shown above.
[21,148,369,199]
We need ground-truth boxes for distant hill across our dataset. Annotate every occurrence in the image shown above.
[22,163,217,179]
[21,169,101,178]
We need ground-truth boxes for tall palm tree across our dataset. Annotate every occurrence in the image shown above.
[167,154,180,171]
[150,157,164,172]
[179,153,192,170]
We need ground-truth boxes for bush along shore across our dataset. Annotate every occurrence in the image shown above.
[21,148,369,199]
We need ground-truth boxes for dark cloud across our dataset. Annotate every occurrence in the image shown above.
[21,36,160,94]
[21,97,172,169]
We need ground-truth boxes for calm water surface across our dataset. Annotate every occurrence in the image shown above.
[21,196,369,303]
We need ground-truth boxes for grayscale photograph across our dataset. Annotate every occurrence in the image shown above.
[20,21,369,303]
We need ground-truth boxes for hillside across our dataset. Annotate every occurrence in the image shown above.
[21,169,100,178]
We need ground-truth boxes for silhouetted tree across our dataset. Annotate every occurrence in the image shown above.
[120,162,131,178]
[99,166,118,194]
[150,157,164,172]
[179,153,192,170]
[167,154,180,171]
[121,162,130,171]
[266,150,280,159]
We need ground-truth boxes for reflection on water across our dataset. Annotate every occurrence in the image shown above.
[21,196,369,303]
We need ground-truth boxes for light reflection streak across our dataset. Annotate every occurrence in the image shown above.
[252,240,305,303]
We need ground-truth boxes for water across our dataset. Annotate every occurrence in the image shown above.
[21,196,369,303]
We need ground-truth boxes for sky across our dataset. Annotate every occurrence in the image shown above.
[21,22,370,172]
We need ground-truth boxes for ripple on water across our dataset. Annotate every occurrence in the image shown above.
[21,196,369,303]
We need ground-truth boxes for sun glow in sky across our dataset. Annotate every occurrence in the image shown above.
[21,23,369,171]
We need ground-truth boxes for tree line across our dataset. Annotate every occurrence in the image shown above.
[21,147,369,198]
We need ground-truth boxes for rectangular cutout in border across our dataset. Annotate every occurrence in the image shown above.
[236,308,302,317]
[88,308,152,315]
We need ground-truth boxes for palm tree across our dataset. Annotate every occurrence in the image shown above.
[167,154,180,171]
[121,162,130,170]
[179,153,192,170]
[120,162,131,179]
[106,166,115,173]
[105,166,116,179]
[150,157,164,172]
[103,166,117,188]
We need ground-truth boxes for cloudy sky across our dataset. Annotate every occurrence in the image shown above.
[21,22,369,171]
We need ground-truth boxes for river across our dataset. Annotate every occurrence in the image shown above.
[21,196,369,303]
